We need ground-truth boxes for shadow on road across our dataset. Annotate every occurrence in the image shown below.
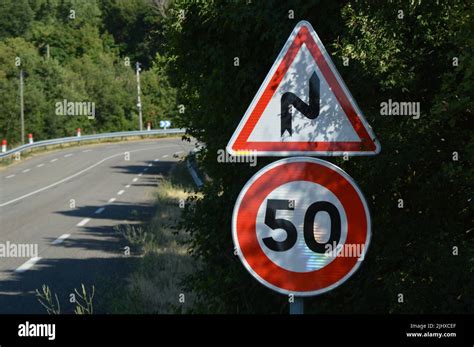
[55,201,156,223]
[110,160,175,176]
[0,160,178,314]
[0,255,137,314]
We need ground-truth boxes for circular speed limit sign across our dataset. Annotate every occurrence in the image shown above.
[232,157,371,296]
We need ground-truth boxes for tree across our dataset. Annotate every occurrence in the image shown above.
[0,0,34,40]
[163,0,473,313]
[0,0,176,144]
[99,0,168,69]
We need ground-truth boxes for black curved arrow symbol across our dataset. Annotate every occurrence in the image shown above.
[280,71,320,136]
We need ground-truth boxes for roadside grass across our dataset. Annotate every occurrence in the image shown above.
[105,161,200,314]
[35,283,96,314]
[0,134,182,169]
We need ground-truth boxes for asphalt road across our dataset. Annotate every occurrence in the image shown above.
[0,137,194,314]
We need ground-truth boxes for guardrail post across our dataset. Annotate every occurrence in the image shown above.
[28,133,34,144]
[1,139,6,153]
[77,128,81,137]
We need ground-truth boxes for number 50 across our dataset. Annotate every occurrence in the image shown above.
[263,199,341,253]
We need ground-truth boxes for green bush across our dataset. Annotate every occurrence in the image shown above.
[164,0,473,313]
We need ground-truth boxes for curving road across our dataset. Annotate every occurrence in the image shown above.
[0,137,194,313]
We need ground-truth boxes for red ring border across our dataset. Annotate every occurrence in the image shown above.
[233,158,370,294]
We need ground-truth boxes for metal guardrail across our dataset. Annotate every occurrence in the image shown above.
[0,128,186,159]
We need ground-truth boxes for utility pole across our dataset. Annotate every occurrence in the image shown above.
[20,69,25,144]
[46,44,50,60]
[136,62,143,131]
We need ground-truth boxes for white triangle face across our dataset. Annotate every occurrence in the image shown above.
[247,44,360,143]
[226,20,380,156]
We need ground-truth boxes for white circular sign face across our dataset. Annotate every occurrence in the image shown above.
[255,180,348,272]
[232,157,371,296]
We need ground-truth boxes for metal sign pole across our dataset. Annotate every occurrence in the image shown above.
[289,297,304,315]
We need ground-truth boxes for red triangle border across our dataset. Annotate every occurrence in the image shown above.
[230,24,378,155]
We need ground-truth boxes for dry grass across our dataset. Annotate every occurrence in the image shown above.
[111,162,200,314]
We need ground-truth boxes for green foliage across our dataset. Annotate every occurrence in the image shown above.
[141,53,178,128]
[99,0,168,68]
[164,0,473,313]
[0,0,176,145]
[0,0,34,40]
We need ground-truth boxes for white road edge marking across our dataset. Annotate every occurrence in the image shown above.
[154,159,160,162]
[162,154,169,158]
[108,197,116,204]
[52,234,71,245]
[76,218,91,227]
[15,257,42,273]
[132,178,138,182]
[0,145,180,207]
[175,151,184,155]
[22,169,31,173]
[50,158,58,162]
[138,173,143,177]
[6,174,15,179]
[94,207,105,214]
[82,149,93,153]
[117,190,125,195]
[125,184,131,188]
[36,163,45,168]
[64,154,73,157]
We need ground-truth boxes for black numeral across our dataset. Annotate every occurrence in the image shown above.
[263,199,340,253]
[263,199,297,251]
[303,201,341,253]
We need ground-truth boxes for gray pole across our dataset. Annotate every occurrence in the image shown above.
[136,62,143,131]
[20,69,25,144]
[46,44,50,60]
[289,297,304,314]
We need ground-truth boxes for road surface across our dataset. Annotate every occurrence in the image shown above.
[0,137,194,313]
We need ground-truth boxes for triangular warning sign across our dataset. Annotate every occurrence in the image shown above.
[226,21,380,156]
